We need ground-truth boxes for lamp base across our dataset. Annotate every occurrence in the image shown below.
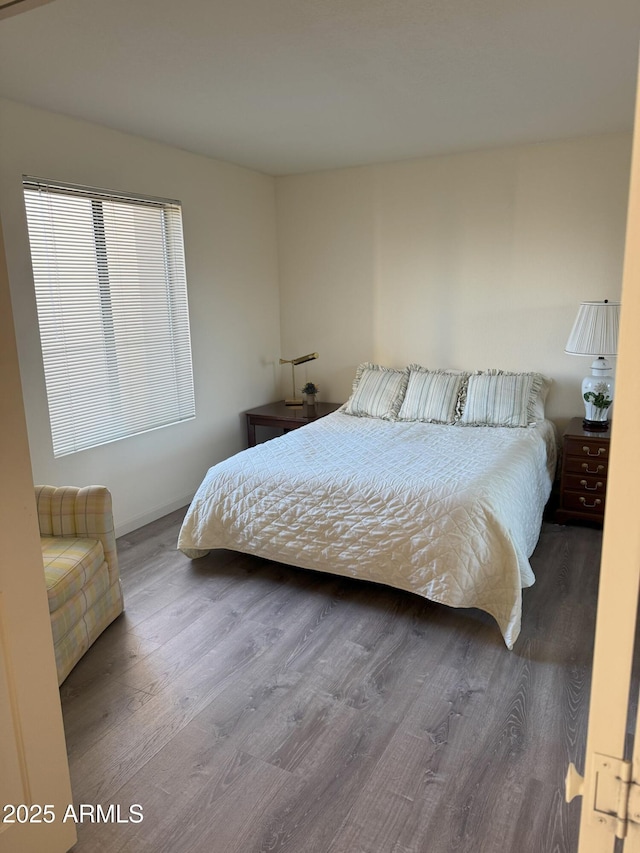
[285,398,303,407]
[581,361,614,434]
[582,418,610,432]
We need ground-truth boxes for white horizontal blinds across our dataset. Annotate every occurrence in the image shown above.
[23,178,195,456]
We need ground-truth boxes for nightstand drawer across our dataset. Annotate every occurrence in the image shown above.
[563,473,607,494]
[564,437,610,462]
[562,456,608,477]
[560,491,605,516]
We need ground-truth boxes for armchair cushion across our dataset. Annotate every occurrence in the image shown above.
[41,536,105,613]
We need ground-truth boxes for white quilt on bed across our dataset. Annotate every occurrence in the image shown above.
[178,412,556,648]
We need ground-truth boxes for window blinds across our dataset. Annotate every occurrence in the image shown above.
[23,177,195,457]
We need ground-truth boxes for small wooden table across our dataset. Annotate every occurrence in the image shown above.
[245,401,343,447]
[556,416,611,526]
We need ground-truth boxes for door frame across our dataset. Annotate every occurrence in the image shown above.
[575,58,640,853]
[0,216,76,852]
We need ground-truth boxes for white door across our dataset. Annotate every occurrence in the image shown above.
[0,219,76,853]
[570,61,640,852]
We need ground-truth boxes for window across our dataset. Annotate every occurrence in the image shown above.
[23,177,195,457]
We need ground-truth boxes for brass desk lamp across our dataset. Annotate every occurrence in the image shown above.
[279,352,319,406]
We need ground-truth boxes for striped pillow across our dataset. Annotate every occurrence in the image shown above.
[459,371,549,427]
[398,368,467,424]
[344,363,409,420]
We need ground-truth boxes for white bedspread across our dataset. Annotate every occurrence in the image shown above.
[178,412,556,648]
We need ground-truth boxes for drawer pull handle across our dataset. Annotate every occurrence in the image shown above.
[580,480,603,491]
[581,463,604,474]
[579,497,602,509]
[582,446,606,457]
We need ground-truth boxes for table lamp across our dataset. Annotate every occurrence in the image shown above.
[279,352,319,406]
[565,300,620,431]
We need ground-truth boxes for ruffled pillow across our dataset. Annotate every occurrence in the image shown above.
[398,367,468,424]
[458,371,551,427]
[343,363,409,420]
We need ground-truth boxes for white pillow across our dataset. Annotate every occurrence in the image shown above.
[344,363,409,420]
[398,367,467,424]
[459,371,551,427]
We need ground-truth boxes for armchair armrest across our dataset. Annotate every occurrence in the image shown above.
[35,485,119,583]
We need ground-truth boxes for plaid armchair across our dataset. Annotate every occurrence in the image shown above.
[35,485,124,684]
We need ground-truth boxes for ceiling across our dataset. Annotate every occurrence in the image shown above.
[0,0,639,176]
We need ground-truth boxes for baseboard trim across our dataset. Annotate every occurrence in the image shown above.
[115,494,194,539]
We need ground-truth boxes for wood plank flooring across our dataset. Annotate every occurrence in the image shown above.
[61,509,601,853]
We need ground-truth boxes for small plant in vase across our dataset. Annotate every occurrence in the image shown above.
[301,382,318,407]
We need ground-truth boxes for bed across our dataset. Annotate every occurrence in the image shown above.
[178,364,556,649]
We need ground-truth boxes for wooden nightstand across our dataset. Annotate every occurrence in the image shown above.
[245,401,342,447]
[556,417,611,526]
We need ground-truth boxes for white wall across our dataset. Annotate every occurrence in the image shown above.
[0,98,632,534]
[0,98,281,535]
[276,135,631,427]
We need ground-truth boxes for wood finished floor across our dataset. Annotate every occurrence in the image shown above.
[61,510,601,853]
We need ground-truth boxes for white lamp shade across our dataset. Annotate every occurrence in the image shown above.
[565,301,620,356]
